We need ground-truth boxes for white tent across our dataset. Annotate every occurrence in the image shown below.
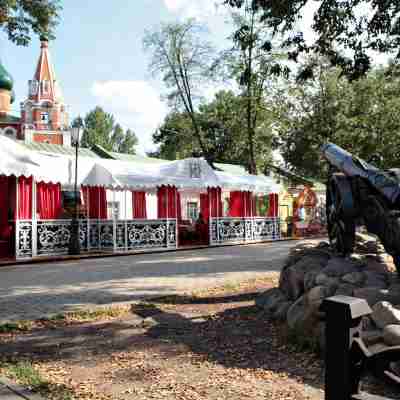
[0,135,281,193]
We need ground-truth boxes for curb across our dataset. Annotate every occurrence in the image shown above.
[0,236,327,268]
[0,376,44,400]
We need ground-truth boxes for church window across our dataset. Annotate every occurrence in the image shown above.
[29,80,39,96]
[40,112,49,123]
[42,80,50,94]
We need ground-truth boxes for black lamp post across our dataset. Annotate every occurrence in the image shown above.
[68,125,81,255]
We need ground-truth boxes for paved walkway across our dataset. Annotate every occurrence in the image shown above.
[0,241,299,322]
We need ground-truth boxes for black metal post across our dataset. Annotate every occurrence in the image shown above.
[69,130,80,255]
[321,296,372,400]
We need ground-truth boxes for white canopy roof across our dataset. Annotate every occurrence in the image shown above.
[0,136,280,193]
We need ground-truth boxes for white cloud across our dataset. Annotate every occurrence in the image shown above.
[91,80,167,154]
[163,0,226,20]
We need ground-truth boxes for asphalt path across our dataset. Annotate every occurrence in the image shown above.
[0,241,301,322]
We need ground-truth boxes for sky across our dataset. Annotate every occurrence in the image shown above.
[0,0,233,154]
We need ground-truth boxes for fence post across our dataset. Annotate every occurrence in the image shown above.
[321,295,372,400]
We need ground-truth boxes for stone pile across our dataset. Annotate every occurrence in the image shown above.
[256,233,400,351]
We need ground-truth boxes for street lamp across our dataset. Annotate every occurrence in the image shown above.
[68,125,81,255]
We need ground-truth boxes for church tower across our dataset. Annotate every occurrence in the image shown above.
[21,37,71,145]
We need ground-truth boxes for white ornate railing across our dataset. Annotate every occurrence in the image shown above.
[209,217,281,245]
[16,219,177,259]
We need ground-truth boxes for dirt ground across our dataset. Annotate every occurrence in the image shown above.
[0,275,397,400]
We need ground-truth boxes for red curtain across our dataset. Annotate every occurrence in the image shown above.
[267,193,279,217]
[229,191,256,217]
[82,186,107,219]
[200,193,209,222]
[37,182,62,219]
[208,187,222,218]
[0,176,9,238]
[17,176,32,219]
[157,186,181,219]
[132,191,147,219]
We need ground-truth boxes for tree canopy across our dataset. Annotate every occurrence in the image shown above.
[225,0,400,80]
[152,90,274,170]
[143,19,217,167]
[0,0,61,45]
[275,63,400,180]
[73,107,138,154]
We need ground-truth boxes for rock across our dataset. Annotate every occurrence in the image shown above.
[361,329,383,346]
[363,271,388,289]
[279,265,304,300]
[307,285,336,312]
[353,288,400,307]
[364,259,391,275]
[335,283,355,297]
[383,324,400,346]
[272,301,292,321]
[322,257,359,277]
[255,288,287,312]
[304,270,320,291]
[342,271,366,286]
[371,301,400,329]
[287,295,318,334]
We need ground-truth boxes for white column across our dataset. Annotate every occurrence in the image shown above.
[113,189,117,252]
[32,178,37,257]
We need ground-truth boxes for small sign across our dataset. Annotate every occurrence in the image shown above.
[189,161,202,179]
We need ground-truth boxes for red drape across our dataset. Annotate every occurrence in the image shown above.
[37,182,62,219]
[0,176,9,238]
[200,193,209,221]
[132,191,147,219]
[82,186,107,219]
[267,193,279,217]
[208,187,222,218]
[157,186,181,219]
[17,176,32,219]
[229,191,255,217]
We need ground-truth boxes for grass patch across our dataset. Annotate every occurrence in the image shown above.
[0,321,33,333]
[1,360,73,400]
[64,306,129,321]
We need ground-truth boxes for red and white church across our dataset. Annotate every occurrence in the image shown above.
[0,36,70,145]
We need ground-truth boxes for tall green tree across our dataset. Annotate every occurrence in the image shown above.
[80,106,115,151]
[276,64,400,180]
[225,0,400,80]
[153,90,274,169]
[111,124,124,152]
[119,129,138,155]
[143,19,217,167]
[1,0,61,45]
[221,3,284,173]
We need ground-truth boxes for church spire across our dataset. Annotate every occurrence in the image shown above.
[28,37,63,103]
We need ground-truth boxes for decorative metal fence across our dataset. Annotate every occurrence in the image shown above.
[16,219,177,259]
[209,217,281,245]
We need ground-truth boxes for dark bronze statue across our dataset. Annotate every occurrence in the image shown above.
[322,143,400,275]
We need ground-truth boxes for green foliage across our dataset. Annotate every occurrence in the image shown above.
[276,62,400,179]
[153,90,274,170]
[225,0,400,79]
[143,19,217,166]
[111,123,124,152]
[77,107,137,154]
[2,360,73,399]
[216,3,283,173]
[0,0,61,45]
[118,128,138,154]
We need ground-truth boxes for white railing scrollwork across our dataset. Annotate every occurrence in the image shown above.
[16,218,178,259]
[210,217,281,245]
